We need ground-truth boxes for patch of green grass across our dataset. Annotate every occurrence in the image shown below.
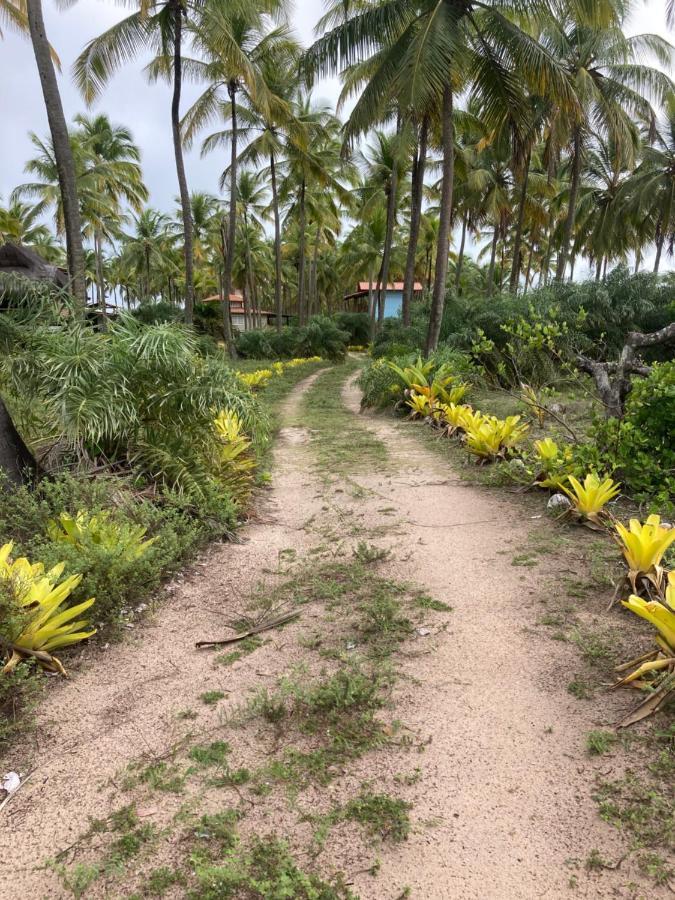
[190,834,355,899]
[139,761,186,793]
[511,553,539,568]
[192,810,241,851]
[353,542,390,564]
[595,770,675,853]
[637,852,674,886]
[143,866,187,897]
[56,863,100,898]
[413,593,452,613]
[342,792,411,842]
[188,740,231,767]
[586,730,618,756]
[200,690,226,706]
[299,362,388,475]
[567,677,593,700]
[585,848,608,871]
[176,708,198,720]
[570,628,615,669]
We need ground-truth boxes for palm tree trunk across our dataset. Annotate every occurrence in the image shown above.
[219,218,236,356]
[654,185,673,273]
[170,1,195,325]
[425,86,454,355]
[454,212,467,292]
[509,149,531,292]
[94,229,107,329]
[26,0,86,306]
[222,81,238,356]
[556,127,582,282]
[310,225,320,317]
[0,395,37,486]
[270,152,283,332]
[297,178,307,325]
[524,244,533,293]
[377,162,399,325]
[402,116,428,326]
[487,226,498,296]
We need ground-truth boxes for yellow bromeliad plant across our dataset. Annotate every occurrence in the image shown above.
[464,415,529,462]
[213,409,256,495]
[532,438,573,491]
[614,515,675,595]
[613,572,675,726]
[562,473,620,525]
[47,511,156,560]
[238,369,273,389]
[0,542,96,676]
[405,391,432,418]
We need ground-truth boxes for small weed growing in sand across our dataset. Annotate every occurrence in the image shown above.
[343,792,411,842]
[570,629,615,668]
[567,677,592,700]
[140,761,186,793]
[353,542,390,564]
[511,552,539,567]
[395,767,423,786]
[586,731,617,756]
[215,636,262,666]
[638,852,674,885]
[190,834,355,899]
[200,690,226,706]
[143,866,186,896]
[192,810,240,851]
[413,593,452,612]
[595,769,675,852]
[189,740,231,767]
[176,708,198,720]
[107,823,156,872]
[57,863,100,898]
[585,849,608,871]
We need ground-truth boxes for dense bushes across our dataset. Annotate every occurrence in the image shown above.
[7,316,264,503]
[332,311,371,345]
[360,348,477,409]
[584,362,675,506]
[236,316,349,361]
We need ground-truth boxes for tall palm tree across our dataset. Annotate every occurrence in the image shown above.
[121,209,174,302]
[0,198,51,245]
[622,93,675,273]
[24,0,86,303]
[306,0,578,354]
[544,16,674,280]
[73,114,147,319]
[74,0,212,324]
[177,0,294,350]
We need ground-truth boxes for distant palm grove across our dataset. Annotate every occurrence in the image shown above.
[3,0,675,352]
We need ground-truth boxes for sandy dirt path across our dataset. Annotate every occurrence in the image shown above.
[0,366,659,899]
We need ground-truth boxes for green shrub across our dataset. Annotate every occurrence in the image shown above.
[582,362,675,507]
[332,312,371,345]
[8,316,264,503]
[236,317,348,362]
[0,473,236,628]
[359,349,476,409]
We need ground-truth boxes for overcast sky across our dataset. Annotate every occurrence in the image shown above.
[1,0,672,271]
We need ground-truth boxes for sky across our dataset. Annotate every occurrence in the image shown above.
[0,0,673,271]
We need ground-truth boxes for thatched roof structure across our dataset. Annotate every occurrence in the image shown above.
[0,241,68,288]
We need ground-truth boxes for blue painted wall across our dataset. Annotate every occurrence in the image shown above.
[383,290,403,318]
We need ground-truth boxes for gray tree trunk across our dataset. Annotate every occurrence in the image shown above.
[425,87,454,355]
[0,396,37,486]
[270,152,283,332]
[556,127,582,282]
[26,0,86,305]
[171,1,195,325]
[402,117,428,326]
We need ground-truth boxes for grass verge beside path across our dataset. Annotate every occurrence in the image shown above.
[298,361,387,476]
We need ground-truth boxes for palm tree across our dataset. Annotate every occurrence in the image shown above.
[278,95,350,324]
[0,0,27,37]
[121,209,174,303]
[544,16,674,280]
[621,93,675,273]
[233,55,303,331]
[24,0,86,303]
[73,114,147,320]
[74,0,208,324]
[0,198,51,245]
[177,0,294,350]
[306,0,577,354]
